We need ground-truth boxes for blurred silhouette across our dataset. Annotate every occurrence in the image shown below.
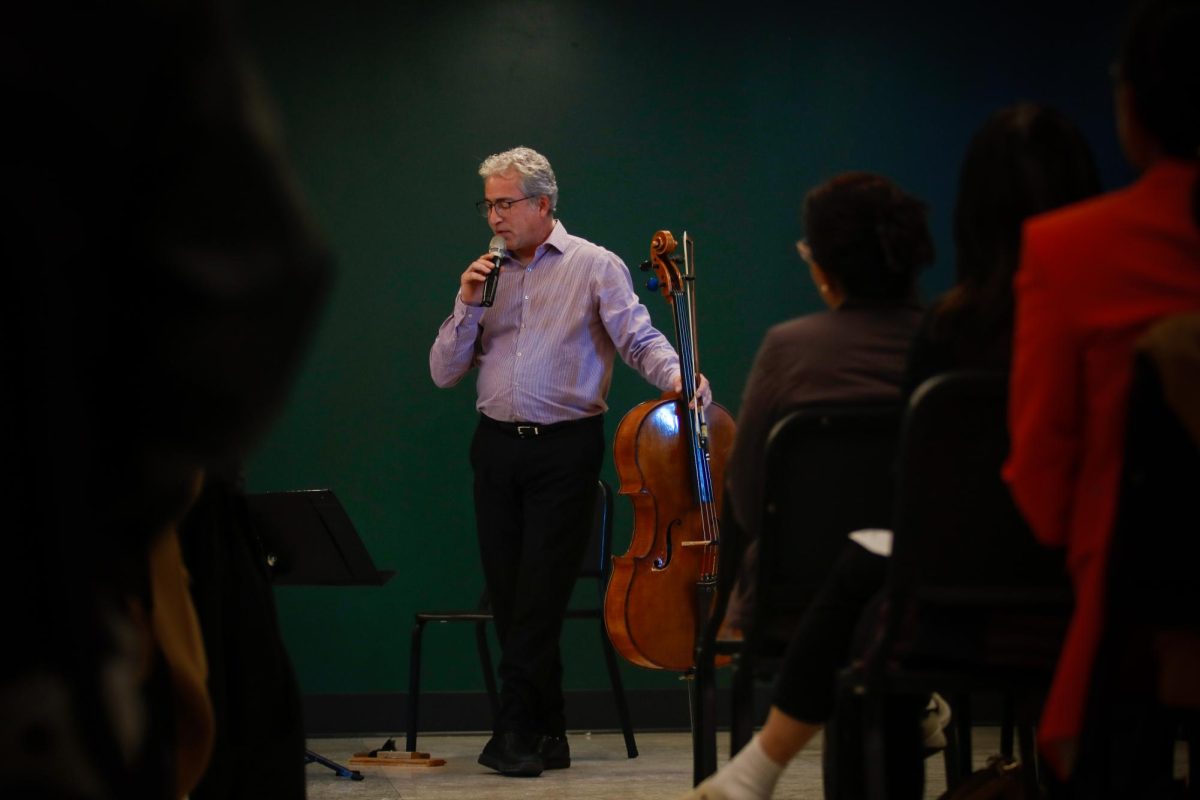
[1003,0,1200,789]
[3,2,331,797]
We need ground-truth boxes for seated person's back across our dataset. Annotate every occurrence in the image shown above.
[725,172,933,629]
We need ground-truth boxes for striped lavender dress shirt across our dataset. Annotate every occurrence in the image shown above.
[430,221,681,424]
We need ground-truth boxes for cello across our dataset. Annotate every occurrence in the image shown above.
[604,230,736,671]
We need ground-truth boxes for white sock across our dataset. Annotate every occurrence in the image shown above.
[702,735,786,800]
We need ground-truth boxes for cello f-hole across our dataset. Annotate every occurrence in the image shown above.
[653,518,681,569]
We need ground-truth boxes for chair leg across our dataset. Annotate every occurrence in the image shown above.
[729,656,755,757]
[862,688,889,800]
[686,670,716,786]
[954,693,974,781]
[474,620,500,725]
[942,711,963,788]
[598,622,638,758]
[406,620,426,753]
[690,658,716,783]
[1017,720,1040,797]
[1000,693,1015,759]
[1189,720,1199,799]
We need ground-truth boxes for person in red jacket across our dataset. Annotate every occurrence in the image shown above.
[1002,0,1200,786]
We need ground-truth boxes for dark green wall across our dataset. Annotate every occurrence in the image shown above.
[241,0,1130,698]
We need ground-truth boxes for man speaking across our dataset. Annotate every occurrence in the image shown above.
[430,146,710,776]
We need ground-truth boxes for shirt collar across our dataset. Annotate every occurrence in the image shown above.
[541,219,570,255]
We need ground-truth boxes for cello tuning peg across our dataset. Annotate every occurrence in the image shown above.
[670,256,682,265]
[638,260,651,272]
[646,277,661,291]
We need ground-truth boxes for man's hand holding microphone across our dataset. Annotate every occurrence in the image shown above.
[460,235,506,307]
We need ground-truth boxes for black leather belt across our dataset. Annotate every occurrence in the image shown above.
[479,414,600,440]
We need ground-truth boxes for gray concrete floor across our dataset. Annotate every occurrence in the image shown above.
[303,728,1004,799]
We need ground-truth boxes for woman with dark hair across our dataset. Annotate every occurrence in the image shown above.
[904,102,1101,390]
[682,105,1099,800]
[722,172,931,635]
[1003,0,1200,788]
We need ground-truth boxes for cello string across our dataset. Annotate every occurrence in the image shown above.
[683,267,720,563]
[676,282,720,581]
[673,287,717,555]
[680,267,721,579]
[681,234,716,550]
[672,251,722,581]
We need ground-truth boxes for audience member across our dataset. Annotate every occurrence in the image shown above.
[723,172,931,631]
[1003,0,1200,792]
[4,3,331,797]
[903,104,1100,392]
[684,103,1099,800]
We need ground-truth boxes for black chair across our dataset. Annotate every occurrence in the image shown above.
[1073,345,1200,795]
[405,479,638,758]
[838,371,1071,799]
[692,402,902,783]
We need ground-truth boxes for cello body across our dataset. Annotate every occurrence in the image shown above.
[605,395,735,670]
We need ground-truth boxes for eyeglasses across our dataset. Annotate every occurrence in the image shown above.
[475,195,536,217]
[795,239,814,263]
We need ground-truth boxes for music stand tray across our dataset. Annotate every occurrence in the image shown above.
[246,488,394,781]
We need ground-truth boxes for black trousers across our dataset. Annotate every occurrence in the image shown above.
[773,543,925,800]
[471,414,605,737]
[773,544,888,723]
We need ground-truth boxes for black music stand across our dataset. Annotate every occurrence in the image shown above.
[247,489,394,781]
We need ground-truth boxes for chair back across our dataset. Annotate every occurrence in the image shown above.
[1062,346,1200,800]
[579,479,615,581]
[1098,345,1200,712]
[751,402,902,640]
[887,371,1068,609]
[1108,351,1200,623]
[843,373,1070,800]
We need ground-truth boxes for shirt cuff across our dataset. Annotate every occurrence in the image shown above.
[455,293,486,322]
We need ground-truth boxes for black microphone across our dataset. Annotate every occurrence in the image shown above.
[481,234,505,307]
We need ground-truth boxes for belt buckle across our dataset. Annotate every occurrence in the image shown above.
[516,424,539,438]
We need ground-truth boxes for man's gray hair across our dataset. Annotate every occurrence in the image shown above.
[479,146,559,213]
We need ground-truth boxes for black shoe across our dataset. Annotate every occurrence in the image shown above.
[478,732,544,777]
[537,734,570,769]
